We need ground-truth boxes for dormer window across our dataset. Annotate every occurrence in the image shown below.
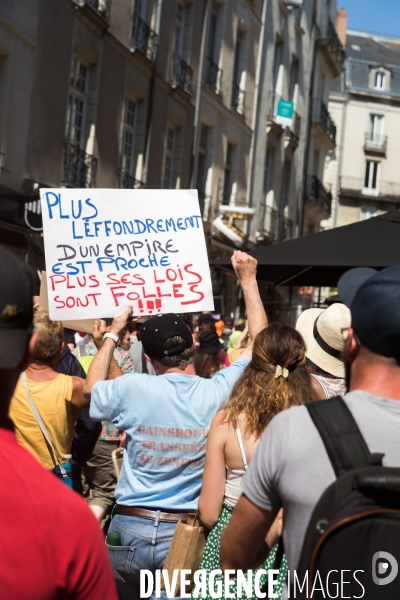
[374,71,385,90]
[369,67,390,91]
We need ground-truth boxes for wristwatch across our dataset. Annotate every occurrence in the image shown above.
[103,332,120,345]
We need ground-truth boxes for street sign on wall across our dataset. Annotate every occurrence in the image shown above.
[276,99,294,129]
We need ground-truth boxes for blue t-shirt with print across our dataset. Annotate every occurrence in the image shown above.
[90,358,249,511]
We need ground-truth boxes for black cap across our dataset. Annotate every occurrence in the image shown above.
[197,313,217,326]
[0,246,34,369]
[338,265,400,358]
[140,314,193,359]
[197,331,223,354]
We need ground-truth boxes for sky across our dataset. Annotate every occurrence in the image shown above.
[342,0,400,37]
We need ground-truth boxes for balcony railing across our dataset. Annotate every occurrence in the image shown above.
[86,0,111,20]
[326,19,345,67]
[198,191,212,221]
[312,99,336,145]
[63,141,97,188]
[231,82,245,115]
[118,170,146,189]
[268,91,279,121]
[171,53,193,95]
[261,205,278,240]
[340,177,400,201]
[282,216,293,240]
[364,132,387,153]
[205,58,222,95]
[306,175,332,214]
[131,13,158,62]
[291,111,301,138]
[318,16,345,76]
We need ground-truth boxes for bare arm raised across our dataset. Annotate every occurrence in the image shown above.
[232,251,267,360]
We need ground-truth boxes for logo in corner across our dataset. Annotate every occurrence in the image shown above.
[372,551,398,586]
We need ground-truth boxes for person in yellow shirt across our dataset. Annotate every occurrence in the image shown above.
[9,312,88,469]
[9,311,122,471]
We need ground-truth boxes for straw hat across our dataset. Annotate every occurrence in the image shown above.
[296,303,351,378]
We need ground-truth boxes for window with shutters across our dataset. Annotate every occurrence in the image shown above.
[363,160,379,196]
[65,57,88,146]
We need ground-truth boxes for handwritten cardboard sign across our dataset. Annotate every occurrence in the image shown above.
[40,189,214,320]
[39,273,95,333]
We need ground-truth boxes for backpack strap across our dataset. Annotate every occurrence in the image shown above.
[306,396,383,478]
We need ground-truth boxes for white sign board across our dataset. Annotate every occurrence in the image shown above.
[40,189,214,320]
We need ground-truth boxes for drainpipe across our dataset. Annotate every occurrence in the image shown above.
[334,75,348,228]
[142,0,163,185]
[247,0,268,214]
[189,0,210,188]
[244,0,268,250]
[296,0,318,237]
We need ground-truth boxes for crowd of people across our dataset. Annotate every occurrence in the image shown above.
[1,244,400,600]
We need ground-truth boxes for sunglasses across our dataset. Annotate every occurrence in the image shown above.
[341,327,361,345]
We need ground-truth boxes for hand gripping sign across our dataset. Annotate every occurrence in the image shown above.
[40,189,214,320]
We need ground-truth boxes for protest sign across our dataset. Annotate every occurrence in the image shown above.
[40,189,214,321]
[39,273,95,333]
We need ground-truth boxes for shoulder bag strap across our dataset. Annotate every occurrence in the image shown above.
[306,396,383,478]
[20,373,68,477]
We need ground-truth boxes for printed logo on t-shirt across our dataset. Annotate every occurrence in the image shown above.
[137,425,209,467]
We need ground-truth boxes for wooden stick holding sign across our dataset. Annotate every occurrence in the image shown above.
[40,189,214,321]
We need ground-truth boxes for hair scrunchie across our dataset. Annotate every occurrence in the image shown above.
[275,365,289,379]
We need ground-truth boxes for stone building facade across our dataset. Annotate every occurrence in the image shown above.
[0,0,343,312]
[324,28,400,228]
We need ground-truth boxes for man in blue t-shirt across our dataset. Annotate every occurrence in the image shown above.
[85,251,267,600]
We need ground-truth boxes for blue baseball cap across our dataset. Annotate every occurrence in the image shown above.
[338,265,400,358]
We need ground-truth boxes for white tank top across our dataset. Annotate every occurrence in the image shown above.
[224,427,248,507]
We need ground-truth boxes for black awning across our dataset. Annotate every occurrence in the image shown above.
[212,209,400,286]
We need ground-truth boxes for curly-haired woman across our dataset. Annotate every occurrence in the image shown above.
[192,323,316,600]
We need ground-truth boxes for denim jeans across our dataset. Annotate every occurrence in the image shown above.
[107,511,185,600]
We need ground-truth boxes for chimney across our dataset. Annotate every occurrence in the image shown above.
[336,7,348,48]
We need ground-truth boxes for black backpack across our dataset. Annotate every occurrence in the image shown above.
[71,409,102,464]
[294,396,400,599]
